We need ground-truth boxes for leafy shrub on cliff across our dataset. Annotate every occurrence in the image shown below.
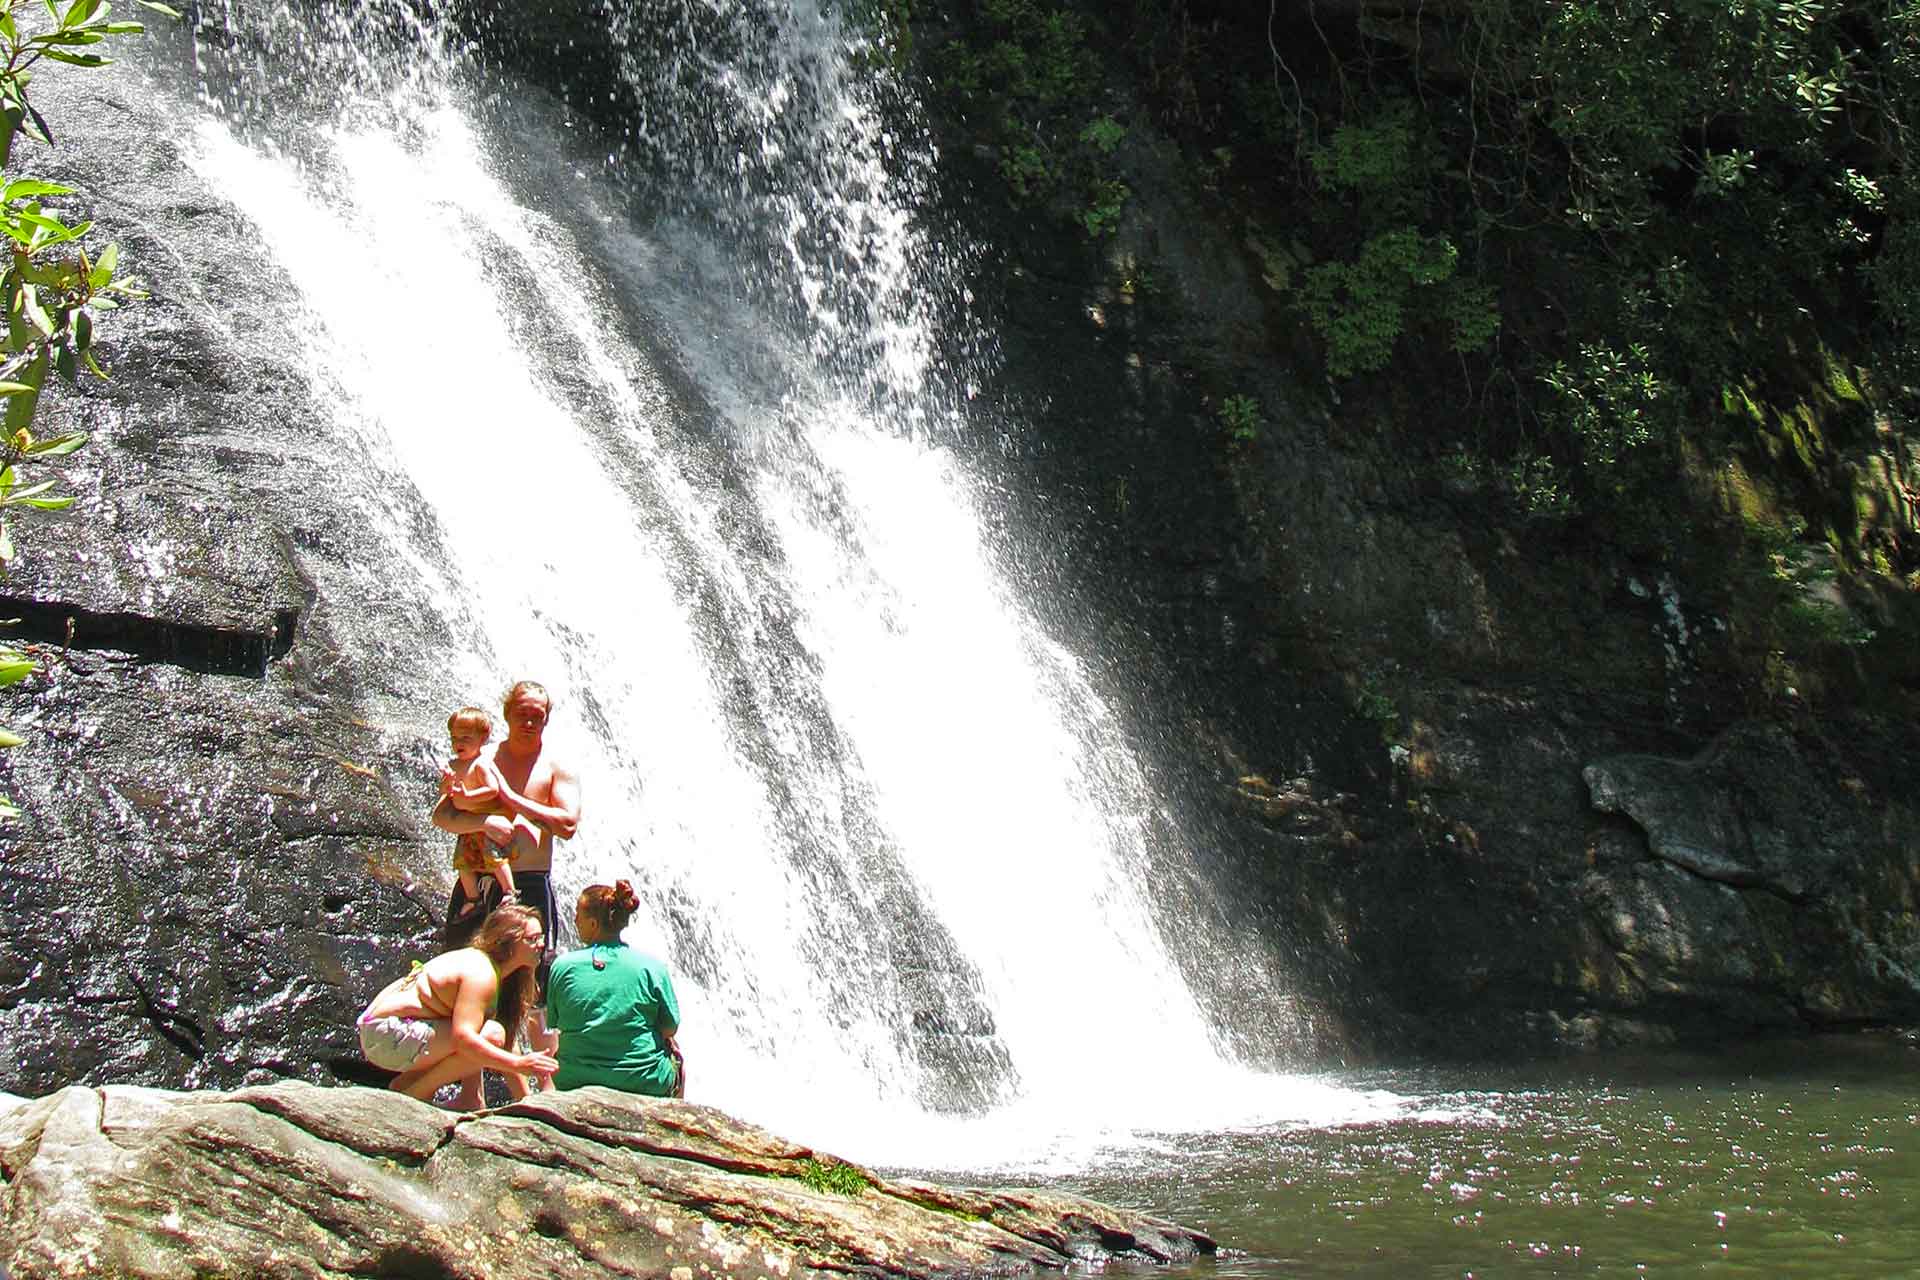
[1100,0,1916,574]
[1298,227,1461,378]
[1288,104,1499,375]
[924,0,1142,236]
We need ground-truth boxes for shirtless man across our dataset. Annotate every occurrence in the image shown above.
[432,680,580,1063]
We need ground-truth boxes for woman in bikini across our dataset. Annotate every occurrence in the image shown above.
[356,903,558,1108]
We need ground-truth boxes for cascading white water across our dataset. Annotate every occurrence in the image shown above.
[163,0,1399,1170]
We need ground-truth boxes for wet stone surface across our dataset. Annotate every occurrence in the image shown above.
[0,1083,1216,1279]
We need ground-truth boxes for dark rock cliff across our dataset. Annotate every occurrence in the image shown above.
[895,2,1920,1053]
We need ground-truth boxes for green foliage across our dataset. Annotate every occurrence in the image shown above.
[1442,280,1501,357]
[933,0,1912,586]
[0,0,173,819]
[933,2,1129,237]
[937,0,1091,111]
[1298,228,1460,378]
[1217,392,1260,444]
[1506,453,1576,519]
[1351,667,1398,737]
[1079,177,1127,237]
[798,1157,871,1197]
[1286,103,1498,376]
[1540,342,1670,474]
[1738,517,1877,691]
[1079,113,1124,154]
[1133,0,1919,559]
[1873,179,1920,371]
[0,636,28,818]
[845,0,916,72]
[1307,105,1422,211]
[998,135,1050,199]
[1778,598,1875,648]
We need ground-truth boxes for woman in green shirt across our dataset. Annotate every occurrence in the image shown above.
[547,880,683,1097]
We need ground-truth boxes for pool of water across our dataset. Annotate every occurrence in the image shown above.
[890,1038,1920,1278]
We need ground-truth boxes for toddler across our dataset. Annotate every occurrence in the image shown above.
[442,706,515,918]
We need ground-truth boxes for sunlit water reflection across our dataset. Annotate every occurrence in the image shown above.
[888,1039,1920,1279]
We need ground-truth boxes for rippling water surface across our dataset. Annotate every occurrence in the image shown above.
[887,1039,1920,1279]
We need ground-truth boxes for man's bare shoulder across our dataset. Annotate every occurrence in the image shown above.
[525,749,573,794]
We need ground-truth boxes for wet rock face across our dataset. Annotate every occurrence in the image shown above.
[0,60,451,1097]
[0,654,436,1096]
[1580,722,1920,1029]
[0,1083,1215,1279]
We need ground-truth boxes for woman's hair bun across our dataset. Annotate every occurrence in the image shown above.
[614,879,640,912]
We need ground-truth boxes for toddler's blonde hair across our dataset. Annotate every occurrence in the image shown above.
[447,706,492,738]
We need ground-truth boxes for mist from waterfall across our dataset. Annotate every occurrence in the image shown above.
[156,0,1398,1170]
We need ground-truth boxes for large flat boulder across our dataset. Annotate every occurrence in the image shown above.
[0,1082,1214,1279]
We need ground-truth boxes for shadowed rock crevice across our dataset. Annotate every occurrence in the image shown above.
[0,594,298,677]
[126,973,208,1060]
[0,1083,1215,1280]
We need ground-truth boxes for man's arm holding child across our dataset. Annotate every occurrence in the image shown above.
[493,763,581,841]
[432,791,538,849]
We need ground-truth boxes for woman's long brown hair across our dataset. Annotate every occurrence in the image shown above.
[472,903,541,1048]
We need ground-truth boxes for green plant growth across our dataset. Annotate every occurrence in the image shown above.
[844,0,916,72]
[798,1157,872,1197]
[1287,107,1498,377]
[1778,598,1876,649]
[1120,0,1919,567]
[1079,177,1128,237]
[0,640,30,818]
[1505,453,1576,520]
[935,0,1091,112]
[932,1,1133,237]
[1218,393,1260,445]
[1746,517,1878,652]
[1079,113,1123,154]
[1540,342,1671,477]
[0,0,174,819]
[1297,228,1463,378]
[1351,668,1398,737]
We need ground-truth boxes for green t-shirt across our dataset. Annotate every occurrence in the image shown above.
[547,942,680,1096]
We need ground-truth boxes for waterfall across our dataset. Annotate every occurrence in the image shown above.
[144,0,1390,1170]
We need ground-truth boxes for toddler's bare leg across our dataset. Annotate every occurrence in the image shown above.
[454,869,483,919]
[493,861,517,900]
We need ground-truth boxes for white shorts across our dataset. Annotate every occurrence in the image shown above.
[357,1014,443,1071]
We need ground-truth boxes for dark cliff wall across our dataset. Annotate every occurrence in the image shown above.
[896,0,1920,1053]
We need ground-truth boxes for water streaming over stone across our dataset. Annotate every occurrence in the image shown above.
[135,0,1386,1167]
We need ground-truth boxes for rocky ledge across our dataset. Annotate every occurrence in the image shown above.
[0,1082,1213,1279]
